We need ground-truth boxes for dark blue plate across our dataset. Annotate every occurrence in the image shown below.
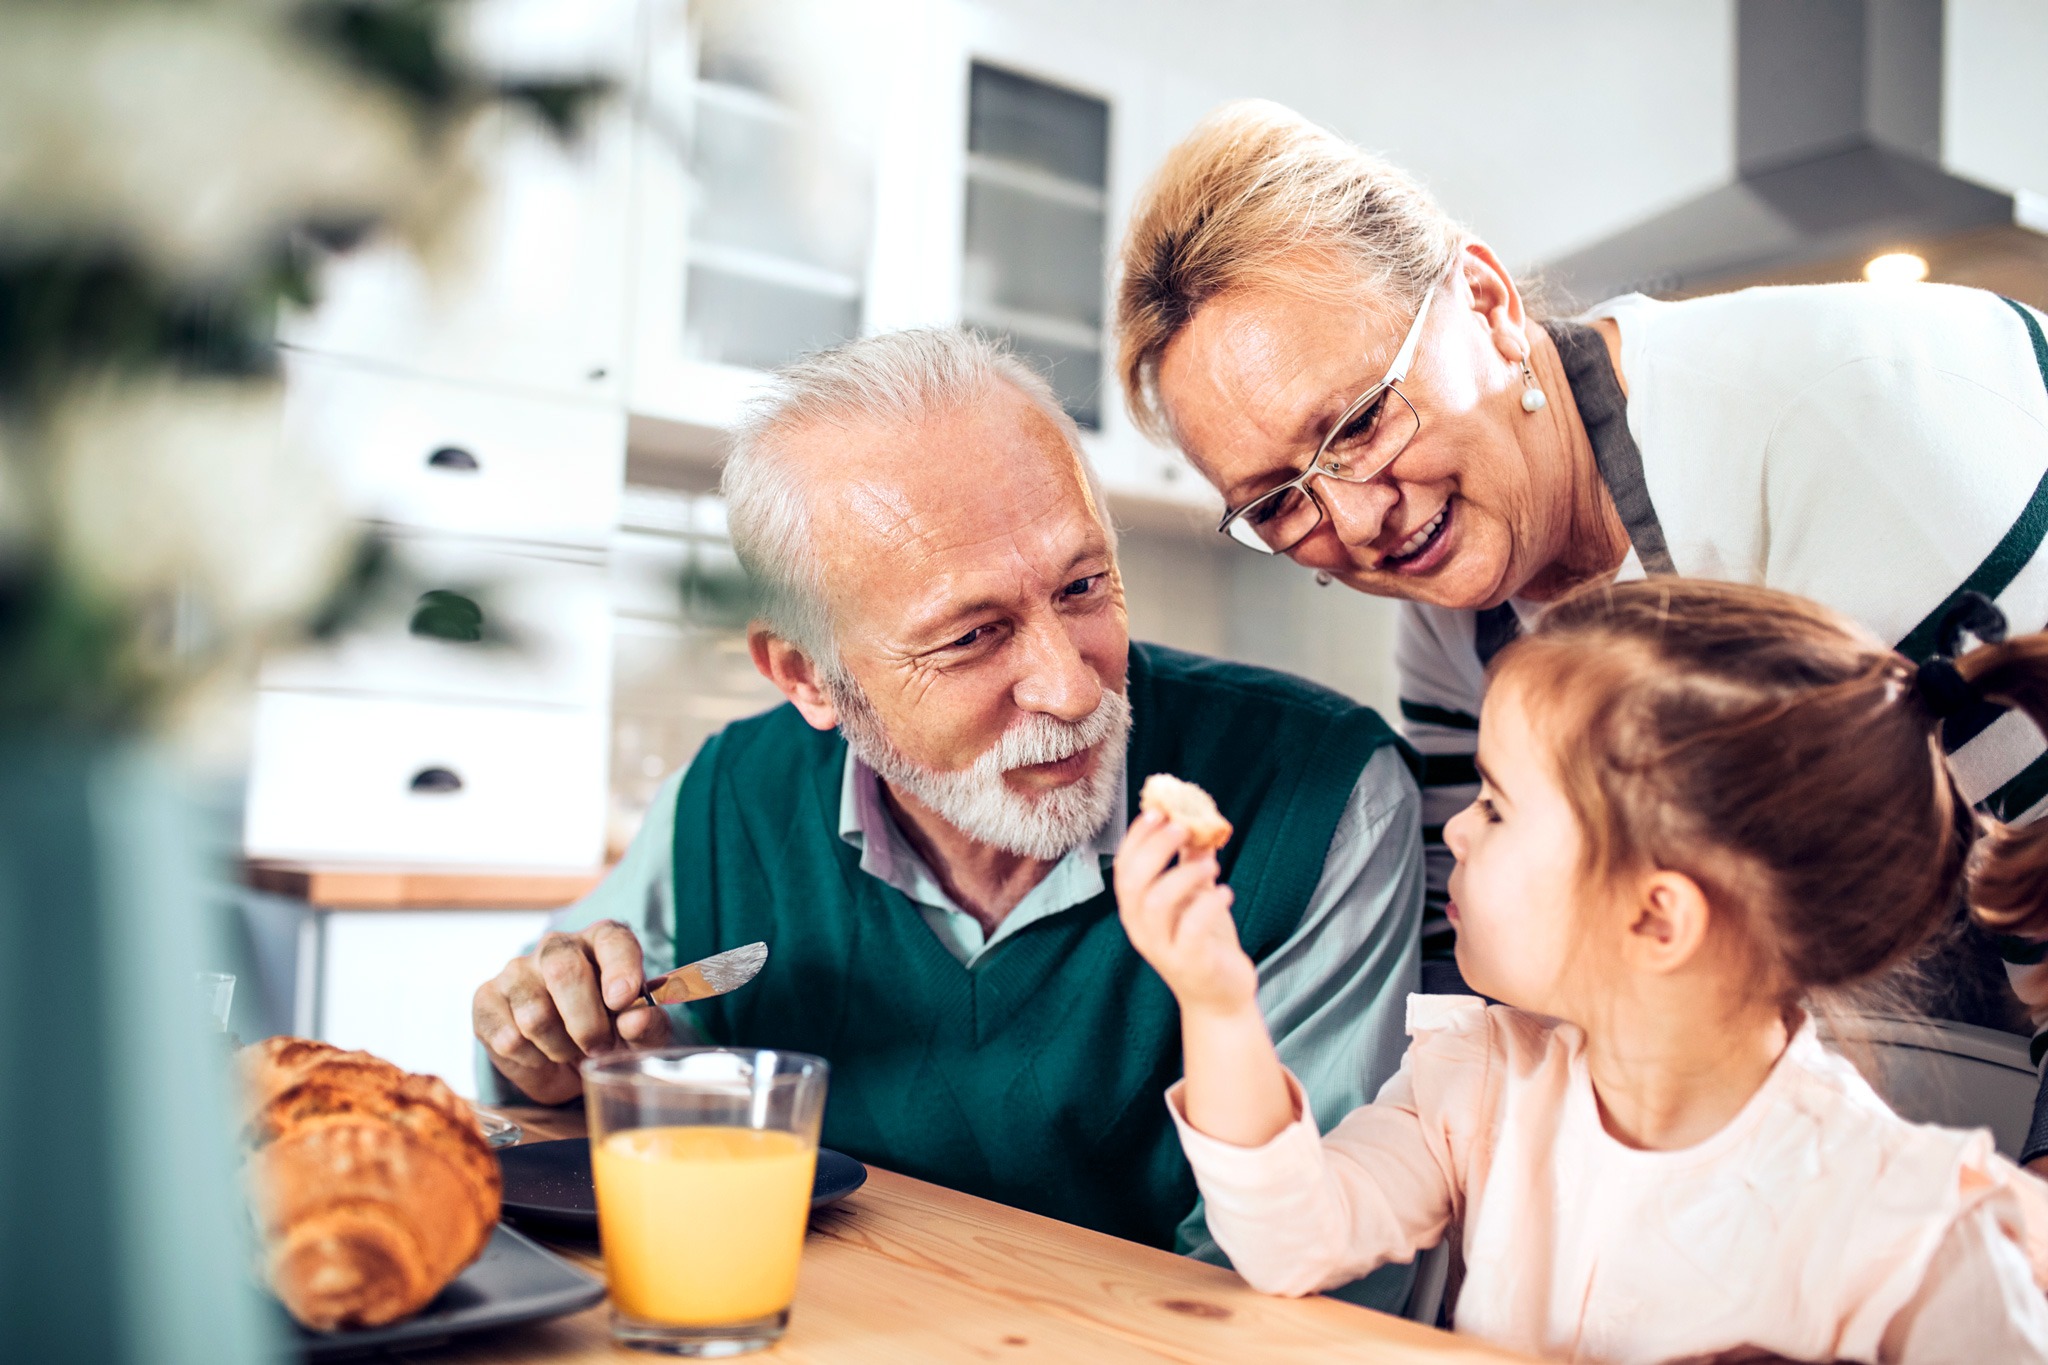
[497,1137,867,1234]
[292,1222,603,1359]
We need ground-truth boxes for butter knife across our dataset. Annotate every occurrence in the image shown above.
[638,941,769,1008]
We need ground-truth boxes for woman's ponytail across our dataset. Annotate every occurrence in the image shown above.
[1960,633,2048,937]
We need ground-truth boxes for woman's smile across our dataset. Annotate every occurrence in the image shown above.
[1380,499,1455,575]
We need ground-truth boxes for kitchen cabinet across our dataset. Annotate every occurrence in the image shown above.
[278,1,640,401]
[281,354,625,548]
[245,692,608,868]
[279,103,635,403]
[317,909,553,1098]
[620,0,1220,521]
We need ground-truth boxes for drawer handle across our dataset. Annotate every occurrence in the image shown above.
[409,767,464,794]
[426,446,480,472]
[409,590,485,643]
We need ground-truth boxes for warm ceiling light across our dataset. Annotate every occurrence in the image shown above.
[1864,251,1930,284]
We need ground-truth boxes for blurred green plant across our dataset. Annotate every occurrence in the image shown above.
[0,0,604,734]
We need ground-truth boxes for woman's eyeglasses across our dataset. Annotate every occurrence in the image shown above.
[1215,272,1444,555]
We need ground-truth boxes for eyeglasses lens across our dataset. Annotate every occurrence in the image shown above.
[1226,484,1322,553]
[1220,386,1422,554]
[1324,389,1419,482]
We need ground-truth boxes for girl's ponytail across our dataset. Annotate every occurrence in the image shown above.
[1960,633,2048,938]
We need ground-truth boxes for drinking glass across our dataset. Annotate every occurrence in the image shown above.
[582,1048,829,1357]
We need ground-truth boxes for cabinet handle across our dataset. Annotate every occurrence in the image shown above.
[409,767,464,794]
[409,590,485,643]
[426,446,480,472]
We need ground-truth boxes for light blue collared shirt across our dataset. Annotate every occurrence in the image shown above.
[835,754,1128,968]
[482,738,1423,1310]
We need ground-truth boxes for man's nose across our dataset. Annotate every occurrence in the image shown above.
[1315,477,1398,552]
[1011,619,1104,723]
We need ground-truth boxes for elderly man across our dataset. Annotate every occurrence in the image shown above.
[473,328,1422,1300]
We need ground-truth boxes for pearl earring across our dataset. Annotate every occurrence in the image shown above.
[1313,570,1334,587]
[1519,359,1547,413]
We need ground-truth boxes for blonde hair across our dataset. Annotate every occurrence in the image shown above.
[1114,99,1465,442]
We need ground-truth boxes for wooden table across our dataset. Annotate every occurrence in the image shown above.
[407,1107,1527,1364]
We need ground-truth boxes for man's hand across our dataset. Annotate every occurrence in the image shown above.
[472,920,673,1105]
[1115,809,1257,1018]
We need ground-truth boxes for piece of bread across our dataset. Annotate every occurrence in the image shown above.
[1140,773,1233,852]
[239,1038,501,1332]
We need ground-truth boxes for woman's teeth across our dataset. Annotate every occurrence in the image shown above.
[1391,506,1448,560]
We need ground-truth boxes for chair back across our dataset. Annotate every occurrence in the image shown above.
[1819,1013,2037,1159]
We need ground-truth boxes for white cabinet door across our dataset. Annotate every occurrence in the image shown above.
[245,692,608,868]
[318,910,554,1097]
[261,538,612,709]
[284,354,625,546]
[281,98,635,401]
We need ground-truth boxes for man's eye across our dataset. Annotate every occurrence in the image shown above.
[948,625,990,649]
[1062,574,1102,597]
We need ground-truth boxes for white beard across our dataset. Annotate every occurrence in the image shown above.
[831,682,1132,861]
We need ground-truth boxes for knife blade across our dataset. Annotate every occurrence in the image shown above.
[638,941,769,1008]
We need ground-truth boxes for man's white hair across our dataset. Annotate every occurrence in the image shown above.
[721,327,1117,671]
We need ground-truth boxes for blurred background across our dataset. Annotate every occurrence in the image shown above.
[29,0,2047,1096]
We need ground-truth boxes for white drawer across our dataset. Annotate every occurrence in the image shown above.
[245,692,607,868]
[284,354,624,545]
[261,538,611,708]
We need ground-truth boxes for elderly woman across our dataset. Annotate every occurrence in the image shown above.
[1114,99,2048,1158]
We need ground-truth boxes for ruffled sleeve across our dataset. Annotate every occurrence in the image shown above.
[1878,1187,2048,1363]
[1164,994,1499,1297]
[1840,1135,2048,1361]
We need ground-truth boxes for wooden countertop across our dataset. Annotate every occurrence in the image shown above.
[244,861,604,910]
[436,1106,1528,1364]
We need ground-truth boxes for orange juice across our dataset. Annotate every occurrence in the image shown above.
[592,1126,817,1325]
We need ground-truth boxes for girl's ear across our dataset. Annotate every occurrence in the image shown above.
[1621,871,1712,975]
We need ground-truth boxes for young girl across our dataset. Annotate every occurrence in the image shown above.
[1118,579,2048,1364]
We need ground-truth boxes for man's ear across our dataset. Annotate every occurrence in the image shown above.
[1620,870,1712,976]
[749,626,841,732]
[1458,241,1534,366]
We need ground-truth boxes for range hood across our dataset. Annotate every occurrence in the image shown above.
[1543,0,2014,307]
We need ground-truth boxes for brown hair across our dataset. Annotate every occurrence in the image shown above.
[1492,578,2048,1002]
[1113,99,1465,443]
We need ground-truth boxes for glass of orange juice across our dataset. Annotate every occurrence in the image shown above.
[582,1048,829,1356]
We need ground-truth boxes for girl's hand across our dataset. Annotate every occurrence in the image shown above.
[1115,809,1259,1017]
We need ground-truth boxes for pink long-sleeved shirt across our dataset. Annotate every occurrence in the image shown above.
[1171,996,2048,1364]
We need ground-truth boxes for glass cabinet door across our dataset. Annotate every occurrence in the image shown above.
[961,63,1111,429]
[671,14,872,372]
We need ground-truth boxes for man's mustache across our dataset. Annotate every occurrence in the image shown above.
[986,691,1131,775]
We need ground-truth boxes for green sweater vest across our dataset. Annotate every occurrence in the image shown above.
[670,643,1408,1248]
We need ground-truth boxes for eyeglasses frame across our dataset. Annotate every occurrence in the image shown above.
[1214,268,1448,554]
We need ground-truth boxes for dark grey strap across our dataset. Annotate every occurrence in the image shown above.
[1473,603,1520,667]
[1544,321,1676,576]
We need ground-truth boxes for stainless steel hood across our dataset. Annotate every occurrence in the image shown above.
[1542,0,2013,307]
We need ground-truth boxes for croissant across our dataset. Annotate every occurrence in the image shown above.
[239,1038,501,1331]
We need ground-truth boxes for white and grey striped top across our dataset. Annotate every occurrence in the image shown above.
[1399,283,2048,1027]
